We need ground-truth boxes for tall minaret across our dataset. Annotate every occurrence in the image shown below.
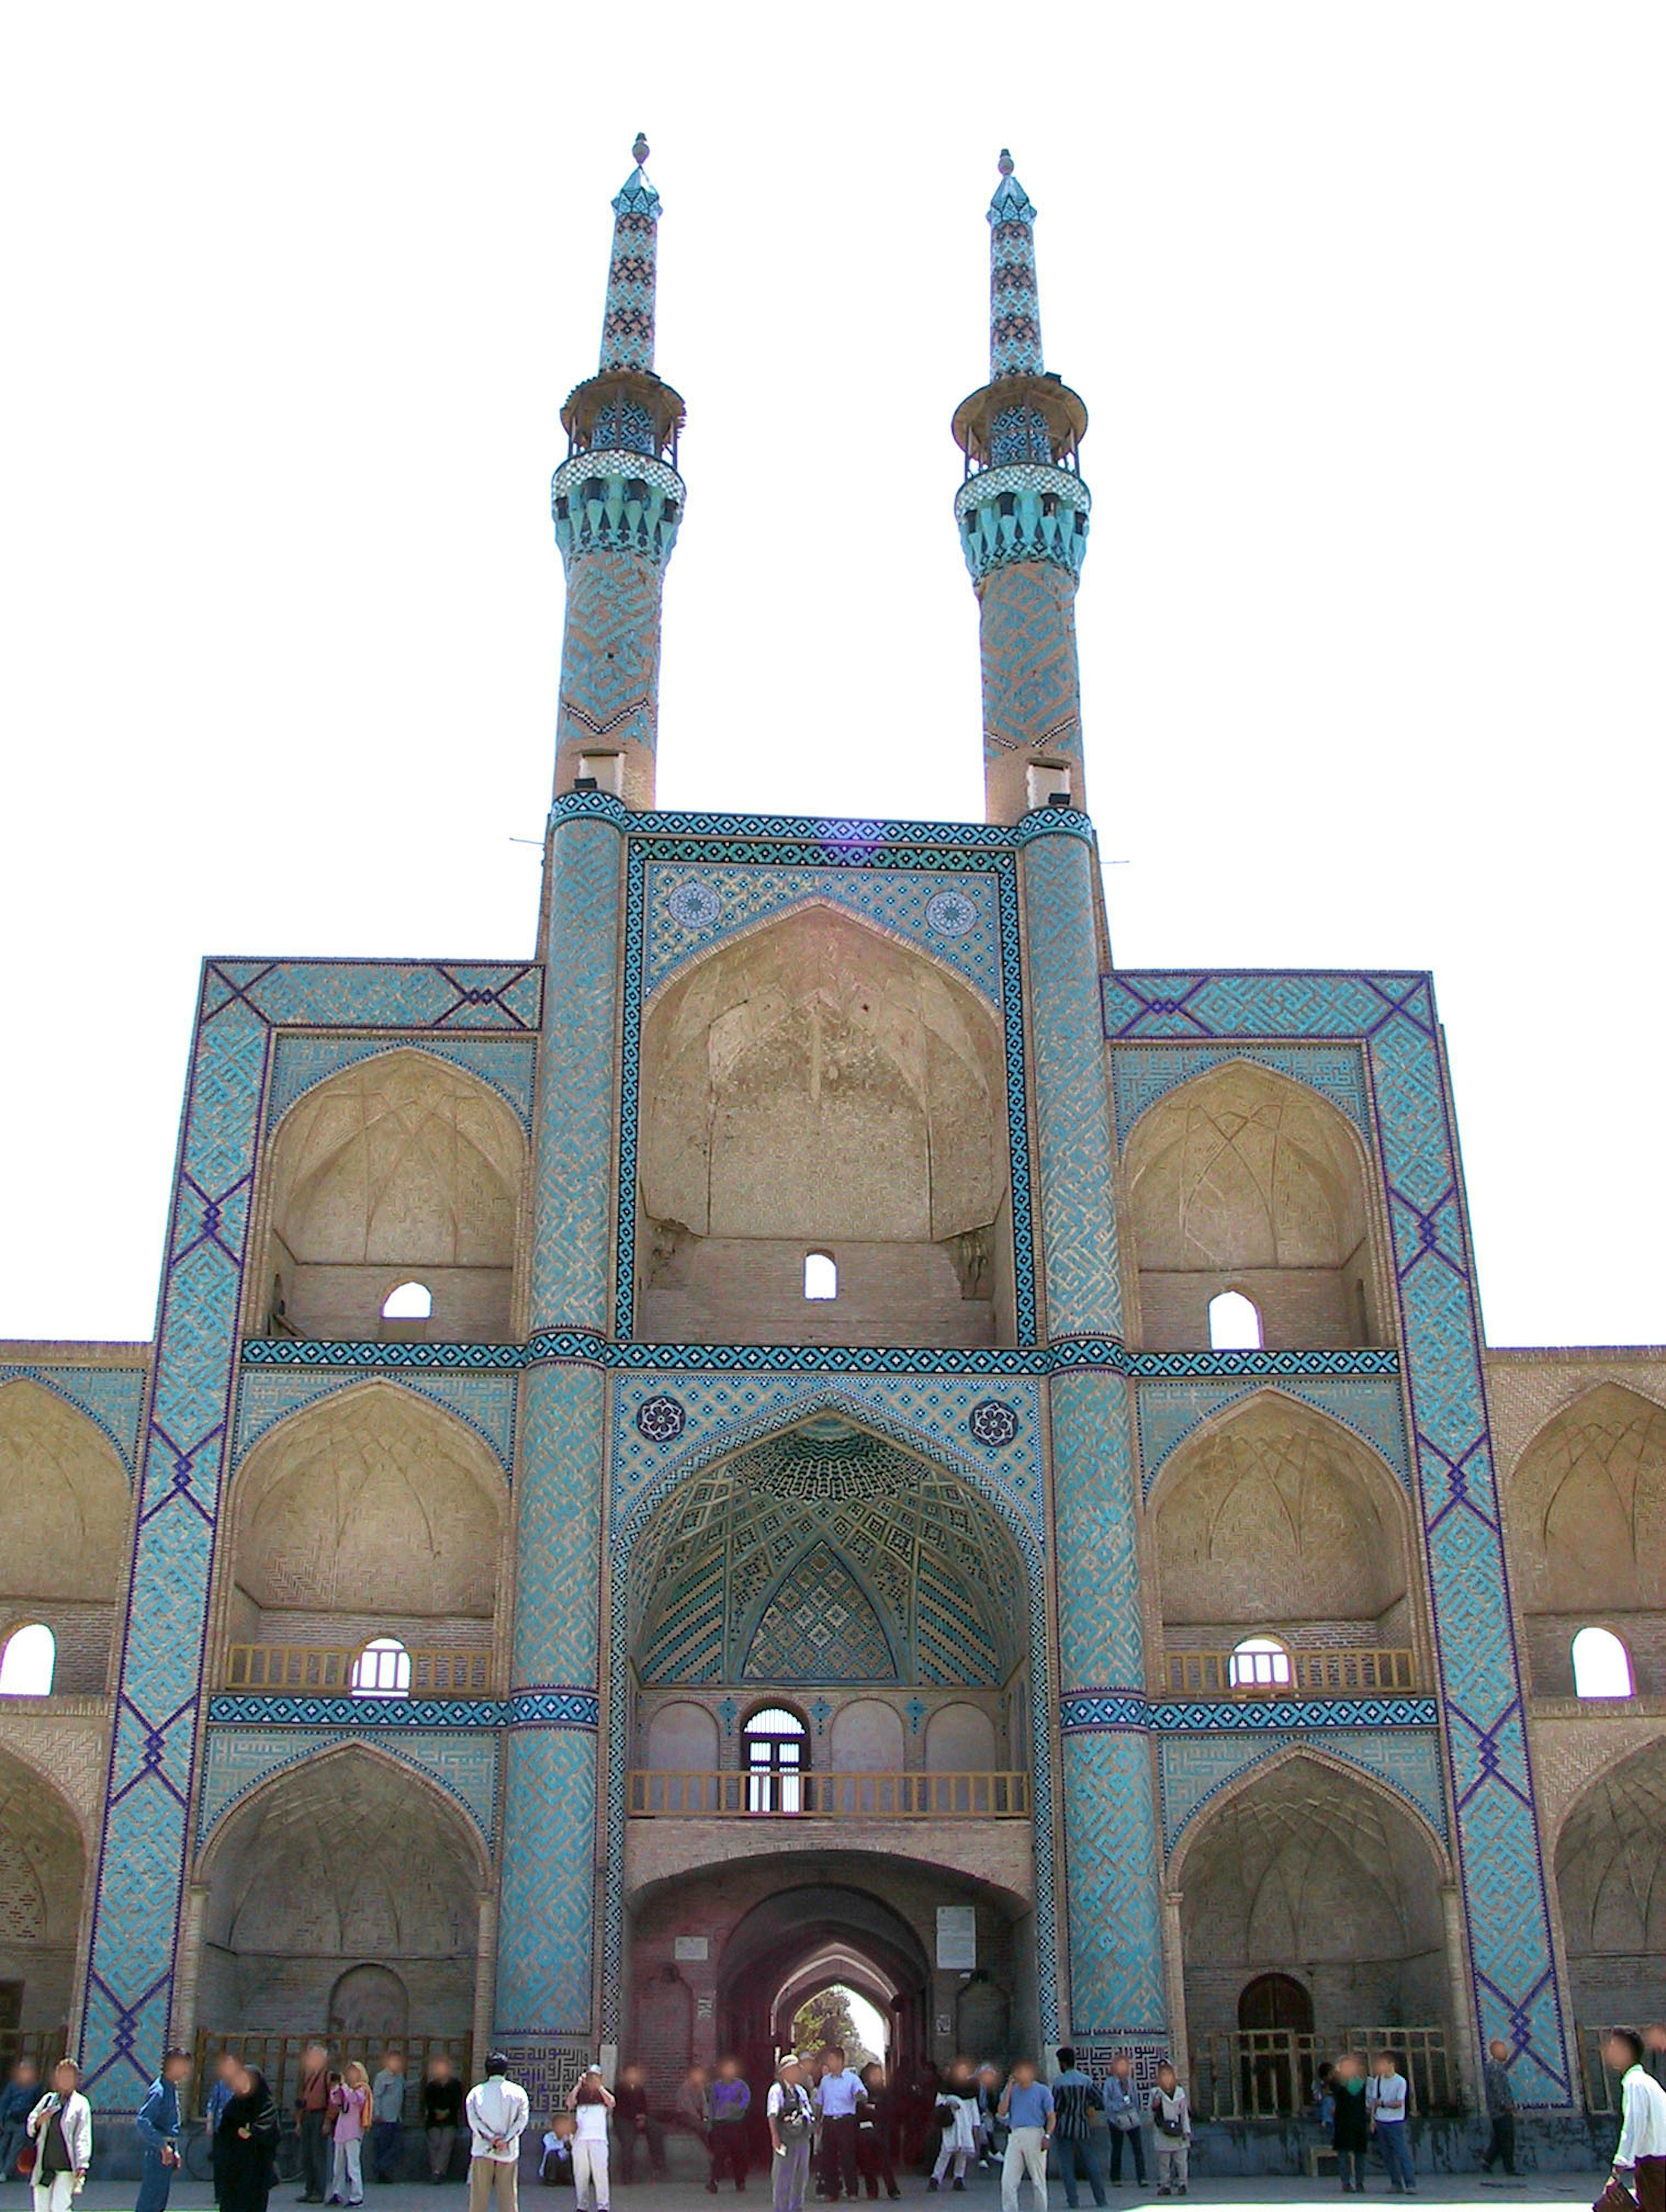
[549,133,685,811]
[953,151,1092,825]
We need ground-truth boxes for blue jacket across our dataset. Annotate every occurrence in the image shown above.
[206,2079,235,2134]
[0,2083,36,2130]
[1101,2077,1142,2131]
[136,2078,181,2153]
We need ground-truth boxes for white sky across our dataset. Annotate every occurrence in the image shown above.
[1,4,1662,1349]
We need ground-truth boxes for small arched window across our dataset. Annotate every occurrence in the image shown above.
[0,1624,56,1697]
[803,1252,838,1302]
[351,1636,412,1699]
[1571,1626,1633,1699]
[1229,1635,1292,1692]
[744,1705,808,1813]
[1209,1290,1263,1350]
[381,1280,433,1321]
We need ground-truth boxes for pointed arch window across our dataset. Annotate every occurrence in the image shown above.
[0,1624,55,1697]
[1209,1290,1263,1350]
[351,1636,412,1699]
[803,1252,838,1301]
[1228,1635,1292,1693]
[381,1280,433,1320]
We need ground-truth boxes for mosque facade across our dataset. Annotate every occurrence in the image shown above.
[1,143,1661,2149]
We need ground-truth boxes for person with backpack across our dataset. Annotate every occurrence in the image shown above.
[1147,2062,1190,2198]
[767,2057,814,2212]
[1101,2058,1146,2190]
[1050,2051,1105,2209]
[1366,2053,1415,2195]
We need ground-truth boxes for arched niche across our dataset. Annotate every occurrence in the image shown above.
[0,1382,131,1695]
[830,1699,905,1774]
[637,907,1012,1346]
[925,1702,998,1774]
[643,1701,720,1772]
[1151,1396,1416,1670]
[1124,1063,1383,1351]
[1505,1384,1666,1695]
[1554,1737,1666,2029]
[0,1748,86,2032]
[226,1385,504,1673]
[1175,1752,1450,2055]
[197,1746,484,2036]
[259,1049,525,1342]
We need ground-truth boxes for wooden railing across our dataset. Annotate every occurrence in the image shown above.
[1191,2025,1457,2120]
[627,1769,1030,1818]
[1163,1647,1417,1697]
[1576,2025,1623,2117]
[193,2031,473,2117]
[223,1645,492,1695]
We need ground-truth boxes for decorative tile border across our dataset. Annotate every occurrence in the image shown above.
[1135,1374,1411,1495]
[197,1725,500,1850]
[1059,1693,1441,1732]
[242,1334,1400,1381]
[1158,1728,1449,1855]
[231,1366,521,1475]
[266,1032,538,1133]
[204,1690,598,1729]
[1110,1041,1371,1148]
[1100,977,1572,2107]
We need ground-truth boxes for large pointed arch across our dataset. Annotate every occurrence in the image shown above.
[1122,1056,1384,1351]
[1551,1733,1666,2029]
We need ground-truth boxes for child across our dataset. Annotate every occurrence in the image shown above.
[928,2066,978,2192]
[539,2113,576,2187]
[1148,2063,1190,2199]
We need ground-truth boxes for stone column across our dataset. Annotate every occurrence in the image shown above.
[1440,1882,1480,2110]
[1022,817,1166,2045]
[472,1889,498,2070]
[1161,1890,1189,2071]
[495,799,623,2054]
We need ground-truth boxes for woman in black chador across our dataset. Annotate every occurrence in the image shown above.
[219,2065,280,2212]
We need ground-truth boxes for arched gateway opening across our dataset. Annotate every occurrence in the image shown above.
[720,1885,928,2095]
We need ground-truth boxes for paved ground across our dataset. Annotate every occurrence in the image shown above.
[60,2176,1610,2211]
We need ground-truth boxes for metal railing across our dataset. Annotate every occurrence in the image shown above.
[1163,1648,1417,1697]
[192,2031,474,2117]
[223,1645,493,1696]
[626,1769,1030,1818]
[1191,2025,1457,2120]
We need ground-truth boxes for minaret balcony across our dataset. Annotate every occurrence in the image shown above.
[954,460,1090,581]
[551,448,685,566]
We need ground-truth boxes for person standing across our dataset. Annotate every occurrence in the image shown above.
[1147,2063,1190,2199]
[423,2058,464,2185]
[815,2049,863,2205]
[1366,2054,1415,2196]
[465,2054,530,2212]
[328,2063,371,2207]
[1331,2056,1369,2195]
[767,2057,814,2212]
[1606,2029,1666,2212]
[1050,2052,1105,2210]
[220,2066,279,2212]
[0,2061,38,2182]
[974,2067,1005,2172]
[929,2066,978,2192]
[136,2050,192,2212]
[1479,2041,1519,2183]
[997,2061,1054,2212]
[705,2058,750,2194]
[676,2068,711,2157]
[369,2052,406,2186]
[1101,2058,1145,2191]
[205,2052,242,2208]
[295,2046,332,2207]
[610,2064,665,2186]
[565,2068,613,2212]
[25,2062,91,2212]
[853,2064,899,2204]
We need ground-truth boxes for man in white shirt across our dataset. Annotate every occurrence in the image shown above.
[1366,2054,1415,2195]
[768,2055,815,2212]
[1607,2030,1666,2212]
[465,2054,530,2212]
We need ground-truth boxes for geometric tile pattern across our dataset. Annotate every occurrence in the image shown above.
[742,1544,895,1682]
[1060,1731,1167,2035]
[196,1725,500,1850]
[76,955,541,2111]
[1135,1375,1411,1494]
[978,562,1084,772]
[642,860,1001,1003]
[0,1362,147,1474]
[987,154,1044,379]
[1101,970,1574,2106]
[265,1032,538,1134]
[495,1731,597,2037]
[231,1366,521,1474]
[1110,1041,1371,1148]
[599,150,660,376]
[1158,1728,1448,1858]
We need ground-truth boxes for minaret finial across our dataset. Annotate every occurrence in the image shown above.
[633,131,649,168]
[987,148,1042,380]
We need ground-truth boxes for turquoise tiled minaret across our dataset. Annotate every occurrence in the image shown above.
[954,152,1092,827]
[549,134,685,814]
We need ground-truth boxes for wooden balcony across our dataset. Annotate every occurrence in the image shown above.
[626,1770,1030,1818]
[1191,2025,1456,2119]
[223,1644,493,1696]
[1163,1647,1417,1697]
